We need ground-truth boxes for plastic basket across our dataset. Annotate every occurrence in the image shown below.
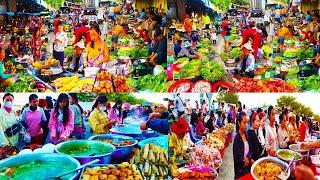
[138,136,168,150]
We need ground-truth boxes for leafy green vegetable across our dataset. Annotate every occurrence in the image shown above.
[65,46,74,59]
[176,57,190,63]
[128,73,167,92]
[262,45,273,58]
[179,60,202,79]
[230,47,241,59]
[200,38,211,48]
[302,75,320,92]
[296,48,306,60]
[286,79,302,89]
[220,52,231,61]
[305,48,315,59]
[6,75,37,92]
[200,60,225,82]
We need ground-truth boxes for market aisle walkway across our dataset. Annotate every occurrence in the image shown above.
[219,133,235,180]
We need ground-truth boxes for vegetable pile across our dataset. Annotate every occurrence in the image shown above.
[178,60,202,79]
[127,73,167,92]
[52,75,94,93]
[230,47,241,59]
[233,78,299,92]
[302,75,320,92]
[200,60,225,82]
[6,75,38,92]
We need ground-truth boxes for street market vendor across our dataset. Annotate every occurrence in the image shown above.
[235,43,255,78]
[177,40,199,59]
[277,24,292,52]
[241,22,262,59]
[74,18,91,46]
[0,48,15,88]
[84,25,109,68]
[110,21,128,52]
[140,104,169,135]
[88,96,116,134]
[150,29,167,65]
[70,42,85,73]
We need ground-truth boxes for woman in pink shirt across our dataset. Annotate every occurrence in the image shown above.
[202,100,207,116]
[21,94,47,145]
[108,100,123,125]
[49,93,74,144]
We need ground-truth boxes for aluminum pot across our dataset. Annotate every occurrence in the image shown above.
[0,153,80,180]
[55,140,116,165]
[251,157,290,180]
[88,134,138,162]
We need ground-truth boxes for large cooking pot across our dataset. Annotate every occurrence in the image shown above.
[88,134,138,162]
[55,140,116,165]
[251,157,290,180]
[110,124,158,141]
[0,153,80,180]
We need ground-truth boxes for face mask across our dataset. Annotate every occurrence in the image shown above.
[100,106,107,112]
[30,106,37,112]
[4,101,12,108]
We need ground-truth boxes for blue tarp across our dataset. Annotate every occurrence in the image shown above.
[0,12,15,16]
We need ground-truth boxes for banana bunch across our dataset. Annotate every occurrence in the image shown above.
[130,144,169,180]
[70,79,94,92]
[52,75,79,88]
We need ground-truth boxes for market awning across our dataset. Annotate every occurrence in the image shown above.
[0,12,15,16]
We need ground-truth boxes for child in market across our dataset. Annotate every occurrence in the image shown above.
[53,22,68,68]
[70,42,85,73]
[210,30,217,45]
[0,47,16,89]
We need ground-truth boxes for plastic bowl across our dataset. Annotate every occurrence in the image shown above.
[0,153,80,180]
[55,140,116,165]
[88,134,138,162]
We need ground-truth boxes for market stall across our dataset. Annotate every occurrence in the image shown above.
[169,123,234,180]
[0,109,169,180]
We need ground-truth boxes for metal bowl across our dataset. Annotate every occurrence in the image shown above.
[251,157,290,180]
[289,144,309,154]
[88,134,138,162]
[276,149,303,162]
[110,124,158,141]
[55,140,116,165]
[0,153,80,180]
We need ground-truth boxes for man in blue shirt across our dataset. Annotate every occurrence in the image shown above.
[139,8,146,20]
[174,40,182,57]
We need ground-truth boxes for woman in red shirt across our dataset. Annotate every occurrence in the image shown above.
[221,17,230,52]
[299,117,307,142]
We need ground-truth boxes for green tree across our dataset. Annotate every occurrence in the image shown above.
[210,0,232,12]
[216,92,239,104]
[232,0,250,6]
[44,0,64,9]
[276,95,315,117]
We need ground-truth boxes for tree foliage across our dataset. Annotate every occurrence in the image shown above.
[44,0,64,9]
[216,92,239,104]
[276,95,315,117]
[210,0,232,12]
[77,93,146,105]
